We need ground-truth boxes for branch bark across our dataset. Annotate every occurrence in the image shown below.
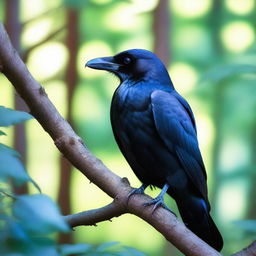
[231,241,256,256]
[0,22,254,256]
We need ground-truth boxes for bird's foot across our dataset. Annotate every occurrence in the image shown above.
[143,183,176,216]
[144,196,175,215]
[128,184,148,200]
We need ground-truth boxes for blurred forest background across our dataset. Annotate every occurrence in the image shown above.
[0,0,256,255]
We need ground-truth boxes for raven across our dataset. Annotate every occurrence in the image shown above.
[86,49,223,251]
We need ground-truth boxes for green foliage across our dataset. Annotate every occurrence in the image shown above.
[0,143,33,186]
[234,220,256,235]
[0,106,146,255]
[12,194,70,235]
[201,64,256,83]
[64,0,90,8]
[60,242,147,256]
[0,106,33,127]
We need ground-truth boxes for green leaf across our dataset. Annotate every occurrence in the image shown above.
[96,241,119,252]
[119,246,147,256]
[0,106,33,127]
[4,218,30,242]
[0,130,6,136]
[60,243,93,255]
[0,143,20,157]
[0,143,41,192]
[0,144,30,186]
[64,0,90,8]
[201,64,256,83]
[12,194,70,235]
[234,220,256,233]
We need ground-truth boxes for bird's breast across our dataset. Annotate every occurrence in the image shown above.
[113,81,153,112]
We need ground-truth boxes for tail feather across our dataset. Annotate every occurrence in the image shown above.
[175,196,223,251]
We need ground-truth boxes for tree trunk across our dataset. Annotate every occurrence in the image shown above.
[5,0,29,195]
[152,0,171,66]
[57,7,79,244]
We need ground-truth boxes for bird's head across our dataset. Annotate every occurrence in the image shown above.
[85,49,172,85]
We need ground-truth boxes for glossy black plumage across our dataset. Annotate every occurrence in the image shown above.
[86,49,223,251]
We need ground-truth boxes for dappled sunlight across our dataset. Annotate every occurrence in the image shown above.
[0,77,14,147]
[173,25,211,59]
[196,114,214,150]
[225,0,254,15]
[79,41,113,79]
[219,139,250,172]
[71,170,110,213]
[221,22,255,52]
[20,0,45,21]
[21,18,53,47]
[44,80,67,118]
[103,2,147,32]
[1,1,255,255]
[27,119,60,198]
[91,0,112,4]
[169,62,198,94]
[73,85,104,123]
[172,0,212,18]
[27,42,68,80]
[116,34,152,53]
[21,0,62,21]
[218,180,247,221]
[129,0,158,13]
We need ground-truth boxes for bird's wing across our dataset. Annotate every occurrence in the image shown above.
[151,90,208,199]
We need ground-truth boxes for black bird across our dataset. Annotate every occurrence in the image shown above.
[86,49,223,251]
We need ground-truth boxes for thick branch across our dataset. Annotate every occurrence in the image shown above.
[0,22,226,256]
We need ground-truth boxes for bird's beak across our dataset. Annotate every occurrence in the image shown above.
[85,56,121,71]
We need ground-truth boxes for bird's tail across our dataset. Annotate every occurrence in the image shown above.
[174,195,223,251]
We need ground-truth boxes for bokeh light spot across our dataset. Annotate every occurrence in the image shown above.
[169,63,198,93]
[44,80,67,118]
[22,18,52,47]
[103,2,147,32]
[130,0,158,13]
[218,180,247,221]
[172,0,212,18]
[196,115,214,149]
[225,0,254,15]
[221,22,255,52]
[27,42,68,80]
[220,139,249,172]
[79,41,113,79]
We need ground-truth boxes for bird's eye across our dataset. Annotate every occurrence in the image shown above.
[123,57,132,65]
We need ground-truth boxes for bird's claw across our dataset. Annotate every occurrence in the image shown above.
[144,196,176,216]
[128,187,144,200]
[127,184,148,200]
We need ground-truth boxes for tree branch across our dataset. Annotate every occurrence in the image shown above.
[64,200,127,227]
[231,241,256,256]
[0,22,251,256]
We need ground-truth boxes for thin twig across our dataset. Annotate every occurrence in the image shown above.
[22,25,66,61]
[21,5,63,27]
